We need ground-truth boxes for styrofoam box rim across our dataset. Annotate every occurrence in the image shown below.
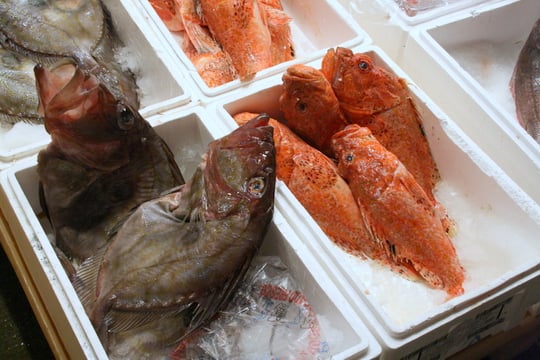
[0,0,198,168]
[134,0,370,98]
[114,0,196,113]
[210,43,540,342]
[409,0,540,166]
[0,106,381,359]
[376,0,494,27]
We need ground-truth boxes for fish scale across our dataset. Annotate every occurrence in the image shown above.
[0,0,140,110]
[512,18,540,143]
[36,63,183,263]
[71,115,276,358]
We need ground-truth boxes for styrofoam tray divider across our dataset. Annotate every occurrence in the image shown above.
[0,0,197,169]
[0,105,380,359]
[374,0,494,26]
[134,0,369,98]
[403,0,540,203]
[211,44,540,359]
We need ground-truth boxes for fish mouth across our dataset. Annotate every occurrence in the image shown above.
[204,114,276,211]
[284,64,323,82]
[35,62,101,127]
[282,64,328,95]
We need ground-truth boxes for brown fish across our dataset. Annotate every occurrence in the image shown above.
[0,0,139,108]
[511,18,540,143]
[36,62,183,263]
[332,124,464,297]
[0,47,41,124]
[75,115,276,357]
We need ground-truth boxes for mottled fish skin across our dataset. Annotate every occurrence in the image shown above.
[321,48,440,204]
[0,0,139,108]
[331,124,464,297]
[36,62,183,263]
[279,63,348,157]
[74,115,275,357]
[235,112,422,279]
[0,47,41,124]
[200,0,273,80]
[512,18,540,143]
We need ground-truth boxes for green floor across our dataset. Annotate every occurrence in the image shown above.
[0,246,54,359]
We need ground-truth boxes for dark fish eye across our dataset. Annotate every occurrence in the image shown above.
[117,104,135,130]
[296,101,307,112]
[358,61,370,71]
[247,177,266,197]
[345,154,354,162]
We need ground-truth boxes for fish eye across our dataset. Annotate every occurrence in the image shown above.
[296,101,307,112]
[117,104,135,130]
[345,154,354,162]
[358,61,370,71]
[247,177,266,197]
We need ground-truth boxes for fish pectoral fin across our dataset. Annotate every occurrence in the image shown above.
[184,21,221,54]
[72,245,108,314]
[181,256,255,340]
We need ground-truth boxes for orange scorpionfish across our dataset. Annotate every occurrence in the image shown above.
[332,124,464,297]
[321,47,440,204]
[234,112,422,278]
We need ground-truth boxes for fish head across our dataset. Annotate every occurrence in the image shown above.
[331,124,390,194]
[321,47,405,118]
[35,62,146,171]
[280,64,337,116]
[279,64,347,155]
[203,113,276,220]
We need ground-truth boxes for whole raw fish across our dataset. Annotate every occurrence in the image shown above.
[332,124,464,296]
[74,115,276,357]
[200,0,274,80]
[279,63,348,157]
[321,47,440,202]
[234,112,418,276]
[0,0,139,108]
[36,62,183,263]
[178,0,238,87]
[511,18,540,143]
[0,47,41,124]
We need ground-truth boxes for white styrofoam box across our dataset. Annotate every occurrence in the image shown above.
[404,0,540,203]
[134,0,369,98]
[0,0,194,168]
[374,0,492,26]
[211,44,540,359]
[0,107,380,359]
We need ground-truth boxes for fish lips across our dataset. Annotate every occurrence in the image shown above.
[204,115,276,217]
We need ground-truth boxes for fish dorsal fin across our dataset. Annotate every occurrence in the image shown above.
[73,245,107,313]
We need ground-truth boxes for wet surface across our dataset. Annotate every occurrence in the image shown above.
[0,245,54,359]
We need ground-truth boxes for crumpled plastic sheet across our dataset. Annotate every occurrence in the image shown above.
[170,256,332,359]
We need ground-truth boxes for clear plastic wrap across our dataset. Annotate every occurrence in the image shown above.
[170,256,336,359]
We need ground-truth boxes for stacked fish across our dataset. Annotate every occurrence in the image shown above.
[149,0,295,87]
[1,0,278,357]
[236,47,465,297]
[0,0,139,125]
[36,60,277,358]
